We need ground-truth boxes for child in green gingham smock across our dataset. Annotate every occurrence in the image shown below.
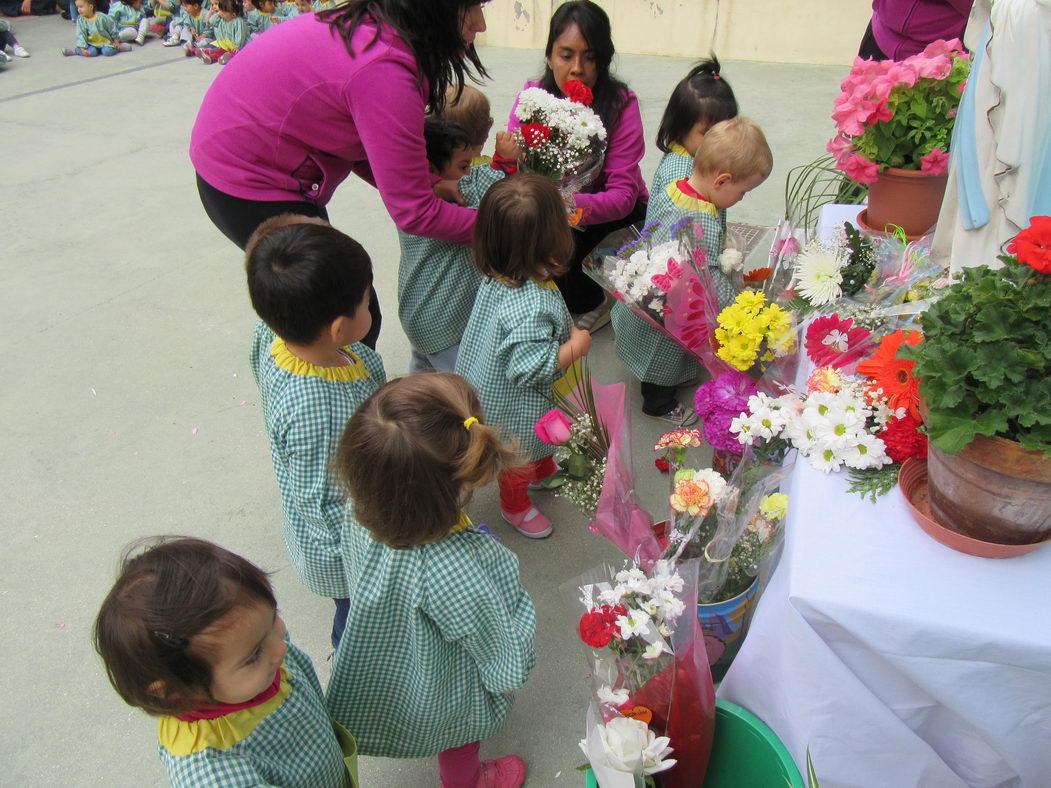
[456,277,570,463]
[326,514,536,759]
[611,141,702,405]
[398,164,504,373]
[160,641,357,788]
[249,321,385,610]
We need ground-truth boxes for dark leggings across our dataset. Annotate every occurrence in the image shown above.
[0,31,15,48]
[196,172,381,349]
[559,198,648,314]
[857,22,888,61]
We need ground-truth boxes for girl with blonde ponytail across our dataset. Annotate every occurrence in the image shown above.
[329,373,536,788]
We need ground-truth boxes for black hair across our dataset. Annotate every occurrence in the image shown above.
[318,0,489,113]
[538,0,630,131]
[245,216,374,345]
[217,0,242,15]
[94,537,276,717]
[656,57,738,153]
[424,117,473,172]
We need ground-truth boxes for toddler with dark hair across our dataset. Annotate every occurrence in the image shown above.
[246,214,386,649]
[94,537,357,787]
[188,0,247,62]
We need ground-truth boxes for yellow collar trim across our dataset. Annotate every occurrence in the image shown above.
[158,667,291,756]
[271,338,369,382]
[665,181,719,217]
[668,141,692,159]
[492,276,559,291]
[471,155,492,167]
[449,511,472,534]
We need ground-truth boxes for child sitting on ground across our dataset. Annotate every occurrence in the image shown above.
[246,215,385,650]
[327,373,535,788]
[190,0,246,63]
[612,57,738,425]
[456,175,592,539]
[109,0,155,45]
[0,19,31,58]
[94,537,358,787]
[245,0,280,39]
[62,0,132,56]
[399,105,516,374]
[163,0,208,48]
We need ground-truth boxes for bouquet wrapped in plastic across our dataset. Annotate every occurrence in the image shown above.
[568,559,716,787]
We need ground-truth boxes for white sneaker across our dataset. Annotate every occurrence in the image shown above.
[12,45,30,58]
[134,33,146,45]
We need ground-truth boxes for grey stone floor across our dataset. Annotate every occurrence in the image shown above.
[0,15,842,786]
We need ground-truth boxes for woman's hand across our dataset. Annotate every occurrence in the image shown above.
[432,178,467,206]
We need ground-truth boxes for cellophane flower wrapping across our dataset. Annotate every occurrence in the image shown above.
[584,219,738,380]
[567,559,716,787]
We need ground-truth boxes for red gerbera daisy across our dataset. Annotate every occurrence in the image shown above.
[856,329,923,421]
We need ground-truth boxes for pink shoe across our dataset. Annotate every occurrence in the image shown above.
[501,506,552,539]
[477,754,526,788]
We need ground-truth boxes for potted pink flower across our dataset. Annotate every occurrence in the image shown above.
[827,39,970,237]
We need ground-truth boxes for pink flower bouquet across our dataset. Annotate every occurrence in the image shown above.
[827,39,970,183]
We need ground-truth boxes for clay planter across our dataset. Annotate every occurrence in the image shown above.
[926,436,1051,545]
[863,166,948,237]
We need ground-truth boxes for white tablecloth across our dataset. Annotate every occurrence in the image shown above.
[718,205,1051,788]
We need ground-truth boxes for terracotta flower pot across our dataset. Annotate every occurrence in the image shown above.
[926,436,1051,545]
[864,166,948,237]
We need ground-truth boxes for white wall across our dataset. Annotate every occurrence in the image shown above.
[479,0,872,66]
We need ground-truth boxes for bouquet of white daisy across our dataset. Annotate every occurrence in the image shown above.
[513,81,607,201]
[567,559,716,787]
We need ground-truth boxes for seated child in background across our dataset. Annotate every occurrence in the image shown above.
[399,105,515,375]
[612,57,738,425]
[246,215,386,650]
[0,19,30,59]
[191,0,246,64]
[94,537,358,788]
[62,0,132,56]
[311,0,332,9]
[148,0,179,37]
[456,175,592,539]
[245,0,280,40]
[109,0,155,45]
[163,0,208,48]
[279,0,310,17]
[327,373,535,788]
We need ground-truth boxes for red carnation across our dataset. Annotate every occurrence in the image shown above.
[520,122,552,148]
[1007,216,1051,275]
[578,604,627,648]
[878,415,928,463]
[562,79,594,106]
[655,457,671,473]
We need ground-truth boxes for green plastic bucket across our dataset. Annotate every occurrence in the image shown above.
[584,699,803,787]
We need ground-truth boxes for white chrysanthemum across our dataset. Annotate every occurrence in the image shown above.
[794,242,844,306]
[747,403,789,441]
[720,248,744,275]
[730,414,756,444]
[842,433,891,470]
[806,444,847,473]
[811,407,867,449]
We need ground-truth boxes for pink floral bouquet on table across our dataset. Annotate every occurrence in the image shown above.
[827,39,970,183]
[568,560,715,787]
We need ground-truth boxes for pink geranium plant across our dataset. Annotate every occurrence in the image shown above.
[827,39,970,184]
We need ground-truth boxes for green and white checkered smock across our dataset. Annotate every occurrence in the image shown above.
[455,277,570,462]
[326,518,537,758]
[250,321,386,598]
[159,641,356,787]
[612,146,702,387]
[398,165,505,355]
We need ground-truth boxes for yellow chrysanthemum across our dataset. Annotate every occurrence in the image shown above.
[760,493,789,522]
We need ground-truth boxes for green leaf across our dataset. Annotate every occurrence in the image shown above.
[928,409,1009,454]
[566,453,593,478]
[807,749,821,788]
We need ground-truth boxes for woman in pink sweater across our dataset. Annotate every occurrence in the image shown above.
[190,0,488,347]
[507,0,648,326]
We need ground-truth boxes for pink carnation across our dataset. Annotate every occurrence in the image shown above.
[920,147,950,176]
[842,153,881,184]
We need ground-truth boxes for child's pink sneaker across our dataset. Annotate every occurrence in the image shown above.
[501,506,552,539]
[477,755,526,788]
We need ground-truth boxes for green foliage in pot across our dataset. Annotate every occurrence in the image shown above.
[901,218,1051,456]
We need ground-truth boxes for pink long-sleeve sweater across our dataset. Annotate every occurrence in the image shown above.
[189,14,475,245]
[507,80,648,227]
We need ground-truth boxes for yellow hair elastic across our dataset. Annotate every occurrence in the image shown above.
[463,417,479,431]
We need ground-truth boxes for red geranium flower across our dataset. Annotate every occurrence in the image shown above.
[743,267,773,283]
[520,122,552,147]
[562,79,594,106]
[578,604,627,648]
[879,415,928,463]
[856,329,923,421]
[805,314,873,369]
[1007,215,1051,275]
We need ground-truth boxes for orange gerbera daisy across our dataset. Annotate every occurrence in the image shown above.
[743,267,773,284]
[856,329,923,420]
